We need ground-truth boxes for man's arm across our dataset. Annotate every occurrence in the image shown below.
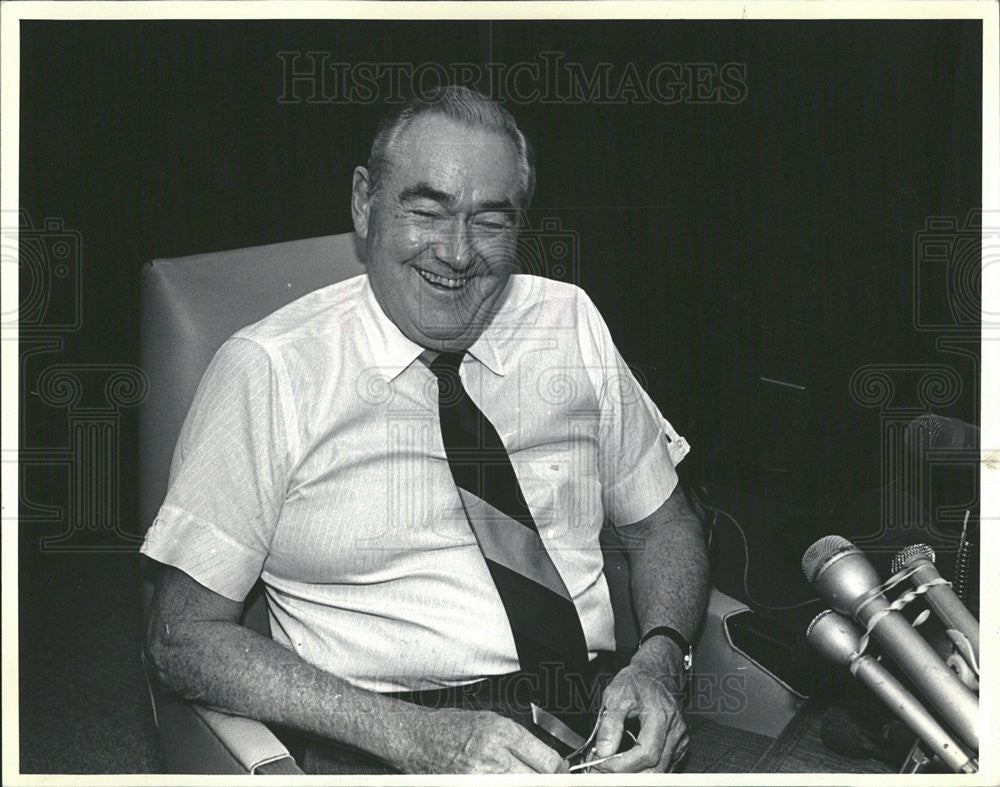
[626,484,710,670]
[144,563,568,774]
[592,486,710,772]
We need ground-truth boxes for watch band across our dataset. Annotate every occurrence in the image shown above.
[638,625,694,671]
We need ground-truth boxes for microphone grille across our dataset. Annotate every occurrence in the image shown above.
[802,535,854,583]
[928,417,945,444]
[890,543,935,575]
[904,413,943,453]
[805,608,835,639]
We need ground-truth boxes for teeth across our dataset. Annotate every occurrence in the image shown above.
[418,269,467,289]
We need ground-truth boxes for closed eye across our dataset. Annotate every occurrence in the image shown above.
[410,211,450,227]
[472,212,515,231]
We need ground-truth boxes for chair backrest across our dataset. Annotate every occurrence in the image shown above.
[139,232,366,627]
[139,232,366,534]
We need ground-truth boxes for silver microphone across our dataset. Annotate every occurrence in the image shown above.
[891,543,979,663]
[806,610,975,773]
[904,414,979,453]
[802,536,978,751]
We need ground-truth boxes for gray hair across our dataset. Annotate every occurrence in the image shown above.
[366,85,535,209]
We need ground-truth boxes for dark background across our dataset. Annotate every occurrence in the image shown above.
[17,20,982,772]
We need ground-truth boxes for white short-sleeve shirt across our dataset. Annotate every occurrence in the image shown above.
[141,274,689,691]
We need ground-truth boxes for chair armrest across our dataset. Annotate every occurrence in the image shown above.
[142,648,303,774]
[187,705,303,775]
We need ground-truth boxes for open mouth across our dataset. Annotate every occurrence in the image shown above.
[417,268,470,291]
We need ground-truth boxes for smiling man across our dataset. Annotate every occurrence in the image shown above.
[142,86,709,774]
[356,109,524,352]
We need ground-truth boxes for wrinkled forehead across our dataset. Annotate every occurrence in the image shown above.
[380,114,523,205]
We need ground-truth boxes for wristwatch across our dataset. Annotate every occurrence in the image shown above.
[638,625,694,671]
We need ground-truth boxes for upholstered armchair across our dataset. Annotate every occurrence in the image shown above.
[138,232,803,773]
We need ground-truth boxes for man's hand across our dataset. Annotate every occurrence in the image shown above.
[590,641,689,773]
[591,486,708,772]
[403,707,570,774]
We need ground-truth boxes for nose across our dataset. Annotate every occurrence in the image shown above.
[433,219,473,271]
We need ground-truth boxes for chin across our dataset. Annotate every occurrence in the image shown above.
[419,332,478,353]
[411,314,491,353]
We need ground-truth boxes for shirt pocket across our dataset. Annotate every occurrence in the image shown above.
[515,447,603,552]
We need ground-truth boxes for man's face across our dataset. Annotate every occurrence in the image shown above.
[352,113,523,352]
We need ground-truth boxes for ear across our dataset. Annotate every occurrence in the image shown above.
[351,166,373,240]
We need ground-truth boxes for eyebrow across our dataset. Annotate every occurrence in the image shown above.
[397,182,517,213]
[398,183,454,207]
[476,198,517,212]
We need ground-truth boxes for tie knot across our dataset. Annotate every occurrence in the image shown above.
[428,351,465,380]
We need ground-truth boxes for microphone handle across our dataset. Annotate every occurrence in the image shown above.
[852,654,975,773]
[857,597,979,751]
[909,561,979,662]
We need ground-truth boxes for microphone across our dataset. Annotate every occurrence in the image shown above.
[904,414,979,453]
[806,610,976,773]
[891,544,979,664]
[802,536,978,751]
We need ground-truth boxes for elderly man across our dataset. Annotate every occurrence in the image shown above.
[143,86,709,774]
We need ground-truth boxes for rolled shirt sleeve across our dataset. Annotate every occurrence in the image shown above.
[575,291,690,526]
[141,336,291,601]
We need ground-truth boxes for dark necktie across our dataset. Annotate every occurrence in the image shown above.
[427,351,593,737]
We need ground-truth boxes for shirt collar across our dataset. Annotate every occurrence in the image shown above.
[466,330,505,377]
[359,275,506,381]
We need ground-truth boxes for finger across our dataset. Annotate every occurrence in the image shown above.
[665,732,690,773]
[596,698,668,772]
[593,699,628,759]
[593,739,658,773]
[594,678,637,759]
[492,757,538,774]
[657,715,689,772]
[508,730,568,773]
[650,696,687,771]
